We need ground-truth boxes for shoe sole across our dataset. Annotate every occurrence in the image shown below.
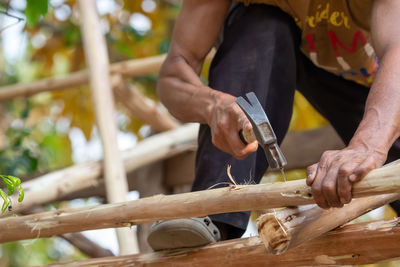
[147,217,220,251]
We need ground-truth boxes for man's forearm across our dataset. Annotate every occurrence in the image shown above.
[349,44,400,156]
[157,54,223,125]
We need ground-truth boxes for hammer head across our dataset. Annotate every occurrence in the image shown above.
[235,92,287,170]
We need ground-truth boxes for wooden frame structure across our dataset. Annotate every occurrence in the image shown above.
[0,0,399,265]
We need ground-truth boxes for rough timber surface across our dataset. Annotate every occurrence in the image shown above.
[47,218,400,266]
[1,160,400,243]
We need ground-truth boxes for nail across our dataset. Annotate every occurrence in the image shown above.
[349,174,356,182]
[340,197,346,204]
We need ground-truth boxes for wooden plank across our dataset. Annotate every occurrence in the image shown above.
[1,161,400,243]
[47,218,400,266]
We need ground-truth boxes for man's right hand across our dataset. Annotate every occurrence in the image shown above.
[207,91,258,159]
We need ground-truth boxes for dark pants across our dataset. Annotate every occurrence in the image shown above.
[192,4,400,239]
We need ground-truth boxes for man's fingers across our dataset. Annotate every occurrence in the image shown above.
[311,162,330,209]
[226,129,255,159]
[337,163,355,204]
[321,167,343,208]
[306,163,318,186]
[311,177,329,209]
[349,156,377,183]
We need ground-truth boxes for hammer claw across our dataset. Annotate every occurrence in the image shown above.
[236,92,269,125]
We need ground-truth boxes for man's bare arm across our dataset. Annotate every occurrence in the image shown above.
[157,0,258,159]
[307,0,400,208]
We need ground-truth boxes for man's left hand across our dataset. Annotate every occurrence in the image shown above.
[306,147,386,209]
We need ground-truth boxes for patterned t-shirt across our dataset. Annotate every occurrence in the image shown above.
[234,0,377,87]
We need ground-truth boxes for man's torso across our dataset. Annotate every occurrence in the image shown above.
[233,0,377,86]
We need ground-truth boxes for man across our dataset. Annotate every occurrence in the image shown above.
[147,0,400,250]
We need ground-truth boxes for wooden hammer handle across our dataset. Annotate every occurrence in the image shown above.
[239,129,257,144]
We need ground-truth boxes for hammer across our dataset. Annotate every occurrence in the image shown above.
[235,92,287,179]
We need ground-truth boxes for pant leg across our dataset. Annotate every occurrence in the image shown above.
[296,52,400,214]
[193,4,301,238]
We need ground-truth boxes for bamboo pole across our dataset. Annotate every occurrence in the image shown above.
[78,0,137,254]
[111,75,180,132]
[46,218,400,266]
[2,123,197,216]
[1,161,400,243]
[0,55,166,102]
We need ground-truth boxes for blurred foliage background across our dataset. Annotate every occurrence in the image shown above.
[0,0,398,266]
[0,0,180,265]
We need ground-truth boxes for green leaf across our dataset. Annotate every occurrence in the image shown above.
[18,185,24,202]
[0,175,24,208]
[2,176,15,195]
[5,175,21,186]
[25,0,49,28]
[0,189,11,214]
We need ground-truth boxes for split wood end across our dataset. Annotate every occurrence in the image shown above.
[257,213,291,255]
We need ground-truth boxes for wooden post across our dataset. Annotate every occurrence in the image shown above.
[111,75,179,132]
[1,161,400,243]
[77,0,137,255]
[45,218,400,266]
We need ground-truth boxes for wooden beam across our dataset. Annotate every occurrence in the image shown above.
[0,55,166,102]
[78,0,138,254]
[47,218,400,266]
[1,161,400,243]
[258,193,399,255]
[111,75,180,132]
[2,123,197,216]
